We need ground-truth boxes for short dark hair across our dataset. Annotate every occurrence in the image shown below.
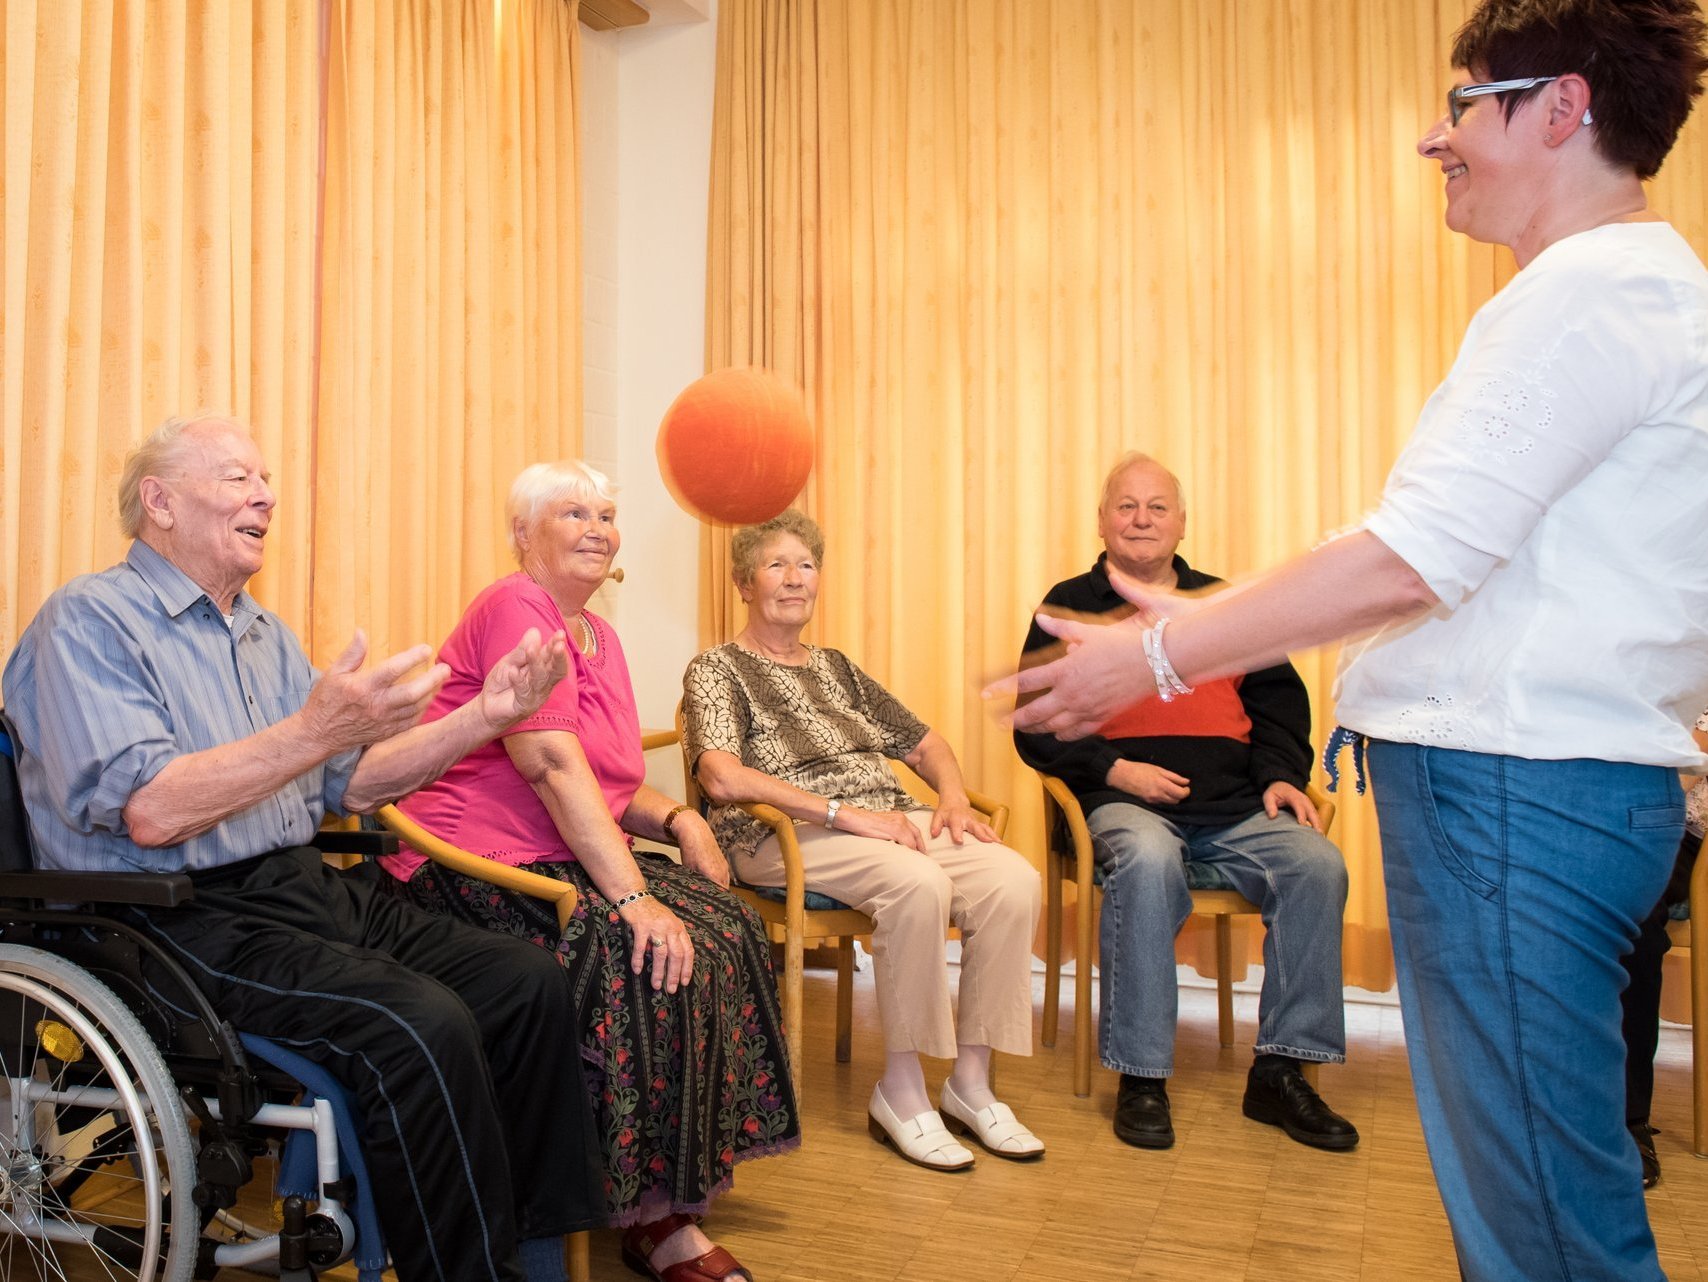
[1452,0,1708,180]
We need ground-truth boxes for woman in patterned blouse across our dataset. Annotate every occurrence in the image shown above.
[682,509,1043,1172]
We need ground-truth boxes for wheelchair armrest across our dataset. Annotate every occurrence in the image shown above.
[0,868,195,907]
[312,829,399,857]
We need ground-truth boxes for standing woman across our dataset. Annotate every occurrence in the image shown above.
[1002,3,1708,1279]
[383,462,797,1282]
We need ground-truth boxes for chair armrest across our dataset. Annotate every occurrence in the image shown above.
[1037,772,1095,888]
[738,803,814,928]
[963,787,1010,841]
[375,804,580,934]
[0,869,195,908]
[1306,782,1337,837]
[640,729,681,753]
[1692,829,1707,917]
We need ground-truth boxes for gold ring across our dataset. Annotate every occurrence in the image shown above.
[651,936,667,946]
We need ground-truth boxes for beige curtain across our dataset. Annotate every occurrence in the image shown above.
[3,0,581,674]
[705,0,1708,989]
[1,0,321,643]
[314,0,582,667]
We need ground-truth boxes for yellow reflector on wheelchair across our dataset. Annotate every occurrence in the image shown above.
[35,1018,86,1063]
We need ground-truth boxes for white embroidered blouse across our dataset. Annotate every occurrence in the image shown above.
[1335,222,1708,769]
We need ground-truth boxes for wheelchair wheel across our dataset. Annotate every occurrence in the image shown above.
[0,943,197,1281]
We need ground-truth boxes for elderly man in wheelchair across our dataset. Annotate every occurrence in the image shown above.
[1,414,599,1282]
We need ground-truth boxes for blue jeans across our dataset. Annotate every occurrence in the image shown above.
[1085,804,1348,1076]
[1367,741,1680,1282]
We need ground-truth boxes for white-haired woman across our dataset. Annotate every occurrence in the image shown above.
[382,461,795,1282]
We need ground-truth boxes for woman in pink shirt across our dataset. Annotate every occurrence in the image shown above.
[383,461,795,1282]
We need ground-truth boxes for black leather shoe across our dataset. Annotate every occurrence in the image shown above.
[1113,1074,1174,1149]
[1242,1060,1359,1151]
[1630,1122,1661,1188]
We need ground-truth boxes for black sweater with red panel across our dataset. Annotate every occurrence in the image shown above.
[1014,553,1314,825]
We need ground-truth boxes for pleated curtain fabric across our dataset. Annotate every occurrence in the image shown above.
[314,0,583,664]
[703,0,1708,989]
[2,0,582,670]
[1,0,322,638]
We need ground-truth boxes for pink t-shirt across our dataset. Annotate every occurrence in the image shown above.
[381,573,645,882]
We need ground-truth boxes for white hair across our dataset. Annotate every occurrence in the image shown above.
[1098,450,1185,515]
[506,460,618,562]
[117,413,249,538]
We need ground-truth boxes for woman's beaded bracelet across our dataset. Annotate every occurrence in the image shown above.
[610,888,653,910]
[1142,617,1194,703]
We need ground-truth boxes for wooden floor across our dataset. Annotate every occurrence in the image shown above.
[570,967,1708,1282]
[15,966,1700,1280]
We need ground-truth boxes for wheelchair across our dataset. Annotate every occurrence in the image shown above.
[0,715,386,1282]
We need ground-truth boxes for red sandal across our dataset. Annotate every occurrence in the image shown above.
[621,1213,754,1282]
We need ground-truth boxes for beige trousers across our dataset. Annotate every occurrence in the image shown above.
[740,811,1041,1059]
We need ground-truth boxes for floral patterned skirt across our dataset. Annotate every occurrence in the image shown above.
[397,850,800,1224]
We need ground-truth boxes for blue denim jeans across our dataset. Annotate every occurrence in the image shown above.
[1085,804,1349,1076]
[1367,741,1681,1282]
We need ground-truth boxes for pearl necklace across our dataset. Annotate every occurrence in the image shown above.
[573,611,597,656]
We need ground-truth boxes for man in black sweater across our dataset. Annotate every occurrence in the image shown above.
[1016,453,1356,1151]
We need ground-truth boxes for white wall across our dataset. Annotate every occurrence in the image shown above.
[580,3,718,785]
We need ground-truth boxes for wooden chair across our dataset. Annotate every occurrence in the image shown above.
[1036,772,1337,1099]
[671,707,1009,1096]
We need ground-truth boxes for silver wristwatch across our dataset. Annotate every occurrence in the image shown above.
[824,799,842,830]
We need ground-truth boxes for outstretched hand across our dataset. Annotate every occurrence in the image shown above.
[986,608,1151,739]
[302,631,448,753]
[1104,565,1210,623]
[477,627,571,730]
[987,573,1218,739]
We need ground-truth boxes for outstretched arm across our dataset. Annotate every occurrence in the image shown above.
[341,626,569,812]
[995,531,1437,739]
[125,631,452,846]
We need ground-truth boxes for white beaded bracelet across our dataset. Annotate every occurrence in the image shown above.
[1142,617,1194,703]
[610,888,653,910]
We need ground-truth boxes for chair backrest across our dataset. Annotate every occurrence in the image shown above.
[0,711,39,874]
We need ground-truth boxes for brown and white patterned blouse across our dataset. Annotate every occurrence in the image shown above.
[681,642,931,862]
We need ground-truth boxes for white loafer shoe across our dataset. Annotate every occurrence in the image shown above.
[867,1083,976,1171]
[940,1079,1045,1160]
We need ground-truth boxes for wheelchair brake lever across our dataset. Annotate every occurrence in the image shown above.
[179,1085,253,1210]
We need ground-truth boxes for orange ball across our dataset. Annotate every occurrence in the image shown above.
[656,367,814,525]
